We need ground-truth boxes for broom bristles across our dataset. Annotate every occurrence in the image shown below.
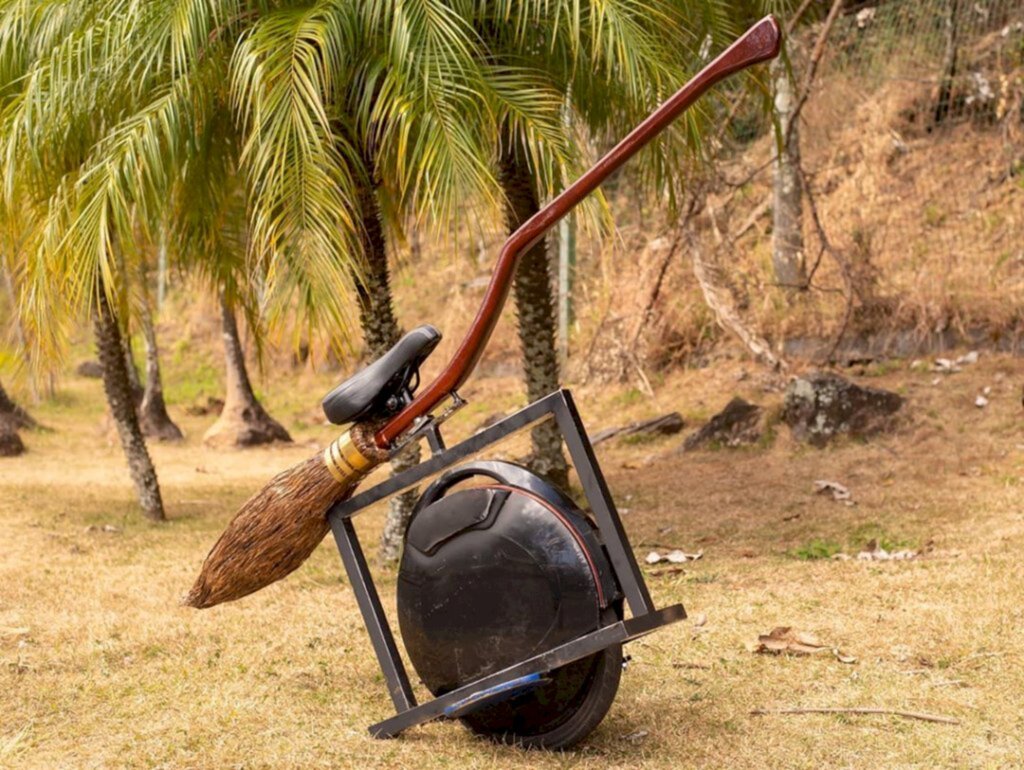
[185,425,387,609]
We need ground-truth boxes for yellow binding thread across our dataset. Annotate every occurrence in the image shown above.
[323,430,374,485]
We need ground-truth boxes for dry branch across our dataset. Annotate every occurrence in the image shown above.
[692,240,784,370]
[750,707,960,725]
[787,0,845,147]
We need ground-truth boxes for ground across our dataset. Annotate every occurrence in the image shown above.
[2,352,1023,769]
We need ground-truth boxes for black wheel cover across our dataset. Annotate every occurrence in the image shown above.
[396,463,622,747]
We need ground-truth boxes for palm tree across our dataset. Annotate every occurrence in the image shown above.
[351,178,421,562]
[472,0,741,487]
[135,248,183,441]
[95,274,166,520]
[0,1,509,515]
[204,288,294,447]
[230,3,540,558]
[0,1,168,516]
[500,145,571,487]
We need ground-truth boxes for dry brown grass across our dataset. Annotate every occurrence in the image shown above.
[2,352,1024,769]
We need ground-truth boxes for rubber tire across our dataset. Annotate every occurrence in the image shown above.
[461,644,623,750]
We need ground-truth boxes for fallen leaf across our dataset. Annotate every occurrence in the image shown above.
[748,626,856,664]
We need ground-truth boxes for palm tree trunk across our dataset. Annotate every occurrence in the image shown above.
[138,302,183,441]
[122,330,145,406]
[94,283,165,521]
[203,292,292,448]
[771,58,807,289]
[499,146,569,490]
[0,379,35,430]
[355,186,422,563]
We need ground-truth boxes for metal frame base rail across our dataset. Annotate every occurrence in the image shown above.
[326,388,686,738]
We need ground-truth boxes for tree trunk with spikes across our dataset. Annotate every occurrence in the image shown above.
[94,284,165,521]
[500,146,570,491]
[138,303,183,441]
[123,332,145,406]
[355,185,422,563]
[203,292,292,448]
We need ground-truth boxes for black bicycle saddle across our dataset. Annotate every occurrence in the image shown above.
[322,325,441,425]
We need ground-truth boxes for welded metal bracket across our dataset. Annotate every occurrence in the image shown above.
[325,388,685,738]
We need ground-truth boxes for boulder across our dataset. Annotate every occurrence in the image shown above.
[782,372,903,447]
[682,398,763,451]
[592,412,685,446]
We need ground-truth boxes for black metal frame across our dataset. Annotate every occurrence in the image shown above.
[326,388,685,739]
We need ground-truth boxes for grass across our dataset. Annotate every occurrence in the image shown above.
[788,539,843,561]
[3,353,1024,768]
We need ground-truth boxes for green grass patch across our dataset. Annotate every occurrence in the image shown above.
[621,431,664,446]
[612,388,645,407]
[847,523,916,552]
[164,360,220,404]
[788,539,842,560]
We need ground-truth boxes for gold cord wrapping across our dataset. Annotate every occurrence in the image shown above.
[322,430,376,485]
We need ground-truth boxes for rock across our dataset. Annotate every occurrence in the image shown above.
[75,360,104,378]
[592,412,685,446]
[814,479,854,506]
[782,372,903,447]
[682,398,763,451]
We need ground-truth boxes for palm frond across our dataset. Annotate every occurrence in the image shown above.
[231,3,363,345]
[349,0,500,230]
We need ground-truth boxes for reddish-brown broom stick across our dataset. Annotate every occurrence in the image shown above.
[185,16,781,609]
[376,15,781,447]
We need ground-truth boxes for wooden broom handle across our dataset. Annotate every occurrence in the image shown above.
[376,15,781,448]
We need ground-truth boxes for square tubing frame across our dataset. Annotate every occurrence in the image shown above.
[325,388,682,737]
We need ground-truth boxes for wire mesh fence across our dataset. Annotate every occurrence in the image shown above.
[575,0,1024,382]
[793,0,1024,354]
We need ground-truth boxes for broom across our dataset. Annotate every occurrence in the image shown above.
[184,16,781,609]
[184,423,388,608]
